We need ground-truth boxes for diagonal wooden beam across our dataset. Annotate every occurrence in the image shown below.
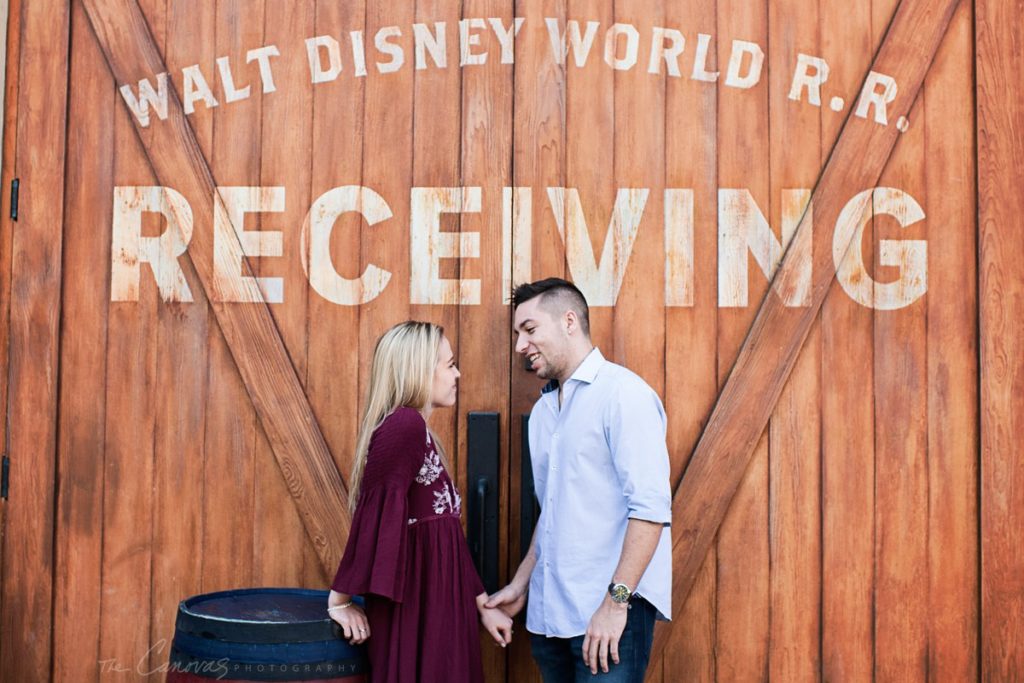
[80,0,349,575]
[649,0,963,663]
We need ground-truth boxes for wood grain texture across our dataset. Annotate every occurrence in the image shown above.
[146,1,212,666]
[713,0,771,677]
[819,0,876,679]
[613,0,665,425]
[872,49,929,683]
[767,0,823,679]
[200,0,261,595]
[565,0,613,358]
[81,0,349,576]
[650,0,963,663]
[252,0,316,591]
[924,3,978,679]
[52,4,114,681]
[977,0,1024,675]
[304,0,365,586]
[659,0,719,679]
[457,0,515,679]
[0,0,21,670]
[356,0,413,478]
[99,81,159,683]
[0,1,70,680]
[98,2,167,674]
[870,0,930,680]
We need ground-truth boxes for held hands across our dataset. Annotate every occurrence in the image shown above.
[327,590,370,645]
[483,580,528,618]
[477,593,514,647]
[582,596,629,675]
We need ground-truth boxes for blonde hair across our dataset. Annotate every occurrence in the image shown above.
[348,321,451,512]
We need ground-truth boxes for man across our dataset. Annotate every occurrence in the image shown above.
[486,278,672,682]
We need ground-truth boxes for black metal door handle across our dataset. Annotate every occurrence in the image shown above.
[467,412,500,593]
[476,477,489,588]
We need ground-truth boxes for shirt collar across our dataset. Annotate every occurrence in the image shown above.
[570,347,605,384]
[539,347,605,395]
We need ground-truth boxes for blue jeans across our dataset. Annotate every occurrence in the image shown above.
[530,598,657,683]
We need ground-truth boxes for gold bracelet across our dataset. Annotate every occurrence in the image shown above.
[327,601,353,612]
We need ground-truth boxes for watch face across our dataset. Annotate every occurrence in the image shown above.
[610,583,631,603]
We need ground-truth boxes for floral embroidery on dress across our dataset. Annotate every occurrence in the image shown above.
[432,481,462,515]
[416,448,442,485]
[432,484,453,514]
[407,517,418,526]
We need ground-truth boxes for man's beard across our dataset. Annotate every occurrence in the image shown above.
[534,357,561,381]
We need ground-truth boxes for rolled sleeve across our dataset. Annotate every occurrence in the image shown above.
[606,384,672,525]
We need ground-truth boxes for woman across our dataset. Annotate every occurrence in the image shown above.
[327,321,513,683]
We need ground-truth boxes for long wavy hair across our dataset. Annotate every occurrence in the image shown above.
[348,321,451,512]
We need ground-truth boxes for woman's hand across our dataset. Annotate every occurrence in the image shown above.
[327,590,370,645]
[477,593,513,647]
[480,606,514,647]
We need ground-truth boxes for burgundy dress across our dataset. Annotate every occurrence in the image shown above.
[331,407,486,683]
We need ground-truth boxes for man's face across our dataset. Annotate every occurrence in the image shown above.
[513,296,571,381]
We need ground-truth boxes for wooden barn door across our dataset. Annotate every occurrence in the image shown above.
[501,0,979,681]
[62,2,516,679]
[2,0,1017,681]
[61,0,519,680]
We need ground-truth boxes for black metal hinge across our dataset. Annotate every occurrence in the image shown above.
[10,178,18,221]
[1,455,8,499]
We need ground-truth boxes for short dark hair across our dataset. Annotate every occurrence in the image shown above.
[511,278,590,337]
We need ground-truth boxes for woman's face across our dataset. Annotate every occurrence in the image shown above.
[430,336,460,409]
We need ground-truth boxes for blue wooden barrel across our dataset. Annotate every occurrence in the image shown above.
[167,588,368,682]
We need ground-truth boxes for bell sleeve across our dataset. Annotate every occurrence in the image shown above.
[330,407,426,602]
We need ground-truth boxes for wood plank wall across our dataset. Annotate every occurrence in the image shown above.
[0,1,70,681]
[0,0,18,667]
[713,0,771,677]
[54,3,113,680]
[0,0,1019,681]
[924,5,978,679]
[977,0,1024,678]
[820,0,875,678]
[767,0,822,679]
[661,0,719,678]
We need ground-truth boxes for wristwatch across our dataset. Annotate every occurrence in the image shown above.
[607,582,632,604]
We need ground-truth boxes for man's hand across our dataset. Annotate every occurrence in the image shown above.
[582,597,629,674]
[484,580,528,618]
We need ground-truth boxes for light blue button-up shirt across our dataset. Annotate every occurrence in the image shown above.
[525,348,672,638]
